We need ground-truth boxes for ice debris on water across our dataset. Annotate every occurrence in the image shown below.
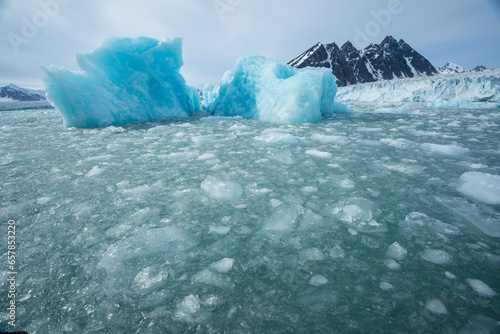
[386,242,408,261]
[425,299,448,315]
[466,279,498,298]
[42,37,200,128]
[419,249,452,265]
[457,172,500,205]
[175,295,201,322]
[379,282,394,291]
[210,258,234,273]
[201,175,242,201]
[309,275,328,286]
[420,143,469,156]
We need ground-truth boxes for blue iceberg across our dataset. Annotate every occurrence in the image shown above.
[42,37,200,128]
[203,56,343,124]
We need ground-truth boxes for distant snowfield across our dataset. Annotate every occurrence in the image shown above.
[336,70,500,109]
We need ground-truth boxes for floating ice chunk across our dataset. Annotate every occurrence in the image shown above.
[457,172,500,205]
[380,138,414,148]
[209,225,231,235]
[210,258,234,273]
[420,249,452,264]
[270,199,283,208]
[382,163,426,175]
[201,175,242,201]
[255,130,298,146]
[263,205,301,231]
[311,133,348,144]
[198,153,217,161]
[36,197,51,205]
[42,37,200,128]
[298,209,324,230]
[466,279,498,297]
[334,199,386,234]
[166,151,199,161]
[301,186,318,193]
[348,228,358,236]
[268,149,295,165]
[309,275,328,286]
[421,143,469,155]
[305,149,333,159]
[329,246,345,259]
[228,124,251,132]
[460,315,500,334]
[361,235,380,248]
[203,56,341,124]
[192,269,230,288]
[386,242,408,261]
[425,299,448,315]
[383,259,401,270]
[445,271,456,279]
[246,183,272,195]
[192,135,219,145]
[134,266,168,289]
[84,154,115,162]
[175,295,201,322]
[85,166,104,177]
[299,248,326,261]
[399,211,462,238]
[98,227,199,274]
[437,197,500,238]
[341,205,371,223]
[379,282,394,291]
[121,185,152,199]
[339,178,355,188]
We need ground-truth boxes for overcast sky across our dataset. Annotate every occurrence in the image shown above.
[1,0,499,89]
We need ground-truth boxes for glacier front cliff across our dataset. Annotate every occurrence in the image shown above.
[336,70,500,108]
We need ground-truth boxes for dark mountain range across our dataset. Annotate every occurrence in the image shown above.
[288,36,438,87]
[0,84,46,102]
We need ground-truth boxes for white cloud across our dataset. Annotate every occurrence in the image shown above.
[0,0,499,89]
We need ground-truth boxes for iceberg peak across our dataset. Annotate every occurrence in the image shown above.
[202,55,344,124]
[42,36,201,128]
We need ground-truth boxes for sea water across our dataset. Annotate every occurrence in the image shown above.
[0,105,499,333]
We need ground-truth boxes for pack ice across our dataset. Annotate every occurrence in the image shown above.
[42,37,201,128]
[203,56,346,124]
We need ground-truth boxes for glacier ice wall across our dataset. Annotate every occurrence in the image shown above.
[202,56,346,124]
[42,37,201,128]
[336,70,500,108]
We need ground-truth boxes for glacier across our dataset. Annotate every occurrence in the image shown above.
[203,56,346,124]
[42,37,201,128]
[336,70,500,109]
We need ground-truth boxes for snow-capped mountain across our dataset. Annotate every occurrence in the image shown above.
[288,36,437,87]
[437,62,467,74]
[471,65,487,72]
[0,84,46,102]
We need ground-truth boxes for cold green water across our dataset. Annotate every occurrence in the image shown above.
[0,106,499,333]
